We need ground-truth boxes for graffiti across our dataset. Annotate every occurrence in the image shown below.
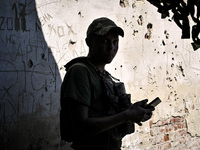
[0,2,26,31]
[0,0,61,125]
[146,0,200,51]
[39,13,53,26]
[48,24,65,37]
[12,2,26,31]
[0,16,20,31]
[0,2,44,33]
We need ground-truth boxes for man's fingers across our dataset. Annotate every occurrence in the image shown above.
[137,99,148,107]
[144,106,155,113]
[141,112,152,122]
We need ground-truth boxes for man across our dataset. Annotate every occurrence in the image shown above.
[60,17,154,150]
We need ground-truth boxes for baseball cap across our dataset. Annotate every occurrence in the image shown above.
[86,17,124,37]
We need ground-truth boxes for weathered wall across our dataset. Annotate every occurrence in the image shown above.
[0,0,200,149]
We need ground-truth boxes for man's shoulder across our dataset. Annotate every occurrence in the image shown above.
[69,62,94,74]
[70,62,88,69]
[64,57,89,71]
[65,57,97,74]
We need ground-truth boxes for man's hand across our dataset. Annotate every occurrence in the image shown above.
[124,99,155,126]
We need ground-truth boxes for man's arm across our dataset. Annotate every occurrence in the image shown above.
[68,98,154,139]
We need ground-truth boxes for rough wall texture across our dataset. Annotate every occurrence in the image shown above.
[0,0,200,150]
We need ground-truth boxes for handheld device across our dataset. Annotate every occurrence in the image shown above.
[145,97,161,108]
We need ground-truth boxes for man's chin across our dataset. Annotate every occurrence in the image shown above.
[105,56,115,63]
[104,59,114,64]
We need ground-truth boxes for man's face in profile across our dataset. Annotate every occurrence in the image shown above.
[90,31,119,65]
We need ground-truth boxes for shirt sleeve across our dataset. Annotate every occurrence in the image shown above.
[63,64,91,106]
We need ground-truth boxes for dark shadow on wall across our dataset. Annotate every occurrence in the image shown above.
[0,0,64,149]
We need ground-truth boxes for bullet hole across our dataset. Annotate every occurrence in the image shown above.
[69,40,77,50]
[78,12,82,17]
[162,40,166,45]
[145,23,153,39]
[133,30,138,36]
[124,17,127,23]
[163,51,166,54]
[60,67,64,70]
[166,77,173,82]
[115,68,117,70]
[69,40,76,45]
[175,45,177,48]
[41,53,46,60]
[172,57,174,60]
[120,65,123,68]
[177,65,185,77]
[157,51,160,54]
[28,59,33,68]
[167,84,173,89]
[164,30,169,39]
[120,0,129,8]
[147,23,152,29]
[137,15,143,25]
[133,66,137,70]
[171,63,174,67]
[132,2,136,8]
[45,87,48,91]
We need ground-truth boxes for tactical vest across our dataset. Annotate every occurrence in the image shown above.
[60,57,135,142]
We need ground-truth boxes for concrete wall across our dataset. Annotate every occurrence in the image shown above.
[0,0,200,149]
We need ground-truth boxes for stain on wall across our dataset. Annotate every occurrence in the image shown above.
[0,0,200,150]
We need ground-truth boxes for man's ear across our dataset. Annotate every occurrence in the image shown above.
[86,37,94,47]
[85,38,90,47]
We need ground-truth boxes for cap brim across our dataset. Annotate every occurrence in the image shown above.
[95,26,124,37]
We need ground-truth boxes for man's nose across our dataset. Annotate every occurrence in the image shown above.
[107,42,115,51]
